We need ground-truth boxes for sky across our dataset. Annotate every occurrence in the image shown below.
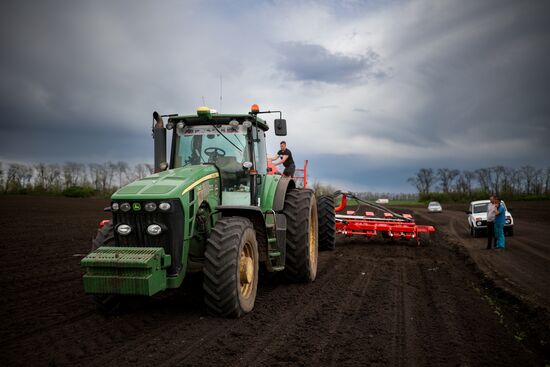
[1,0,549,192]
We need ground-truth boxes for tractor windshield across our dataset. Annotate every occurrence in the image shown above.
[174,124,248,167]
[174,124,251,194]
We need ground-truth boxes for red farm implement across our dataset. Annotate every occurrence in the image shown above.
[334,192,435,245]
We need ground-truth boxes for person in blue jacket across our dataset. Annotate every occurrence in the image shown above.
[493,196,506,249]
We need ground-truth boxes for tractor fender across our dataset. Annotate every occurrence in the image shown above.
[273,177,296,212]
[216,206,269,263]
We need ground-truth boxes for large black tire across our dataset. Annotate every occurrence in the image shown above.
[90,222,125,315]
[473,227,480,238]
[282,189,318,283]
[506,227,514,236]
[317,195,336,251]
[203,217,259,318]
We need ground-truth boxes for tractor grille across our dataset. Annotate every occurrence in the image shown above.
[112,199,184,275]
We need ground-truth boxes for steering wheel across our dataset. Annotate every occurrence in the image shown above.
[204,147,226,159]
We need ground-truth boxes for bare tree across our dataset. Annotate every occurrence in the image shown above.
[312,181,337,196]
[46,164,62,191]
[133,163,153,181]
[545,166,550,195]
[532,167,544,195]
[0,162,4,192]
[62,162,86,188]
[34,163,48,189]
[475,168,493,193]
[408,168,435,194]
[21,165,34,188]
[113,161,128,187]
[437,168,459,193]
[520,165,538,195]
[492,166,506,195]
[463,170,475,196]
[5,163,32,192]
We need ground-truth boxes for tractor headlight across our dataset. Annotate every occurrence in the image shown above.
[506,219,511,224]
[111,202,119,211]
[144,202,157,212]
[476,221,482,226]
[120,202,131,212]
[116,224,132,236]
[147,224,163,236]
[159,202,171,211]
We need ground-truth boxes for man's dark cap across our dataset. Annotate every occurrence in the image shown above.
[280,141,286,145]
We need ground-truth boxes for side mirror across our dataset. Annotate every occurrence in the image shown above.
[274,119,287,136]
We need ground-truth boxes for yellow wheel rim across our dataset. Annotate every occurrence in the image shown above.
[309,209,317,271]
[240,241,255,299]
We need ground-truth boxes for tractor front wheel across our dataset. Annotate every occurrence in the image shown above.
[203,217,259,318]
[318,195,336,251]
[283,189,318,282]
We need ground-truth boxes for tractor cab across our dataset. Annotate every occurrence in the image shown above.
[165,107,273,206]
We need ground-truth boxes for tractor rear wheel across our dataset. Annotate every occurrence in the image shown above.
[203,217,259,318]
[318,195,336,251]
[90,222,125,315]
[283,189,318,282]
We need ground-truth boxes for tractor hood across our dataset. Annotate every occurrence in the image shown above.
[112,165,219,200]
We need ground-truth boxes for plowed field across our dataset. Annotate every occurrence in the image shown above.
[1,195,548,366]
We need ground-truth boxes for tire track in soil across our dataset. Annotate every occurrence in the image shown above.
[86,253,343,367]
[230,243,376,367]
[155,253,342,367]
[324,262,377,367]
[390,249,407,367]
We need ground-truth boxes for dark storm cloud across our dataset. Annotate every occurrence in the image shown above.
[276,41,384,84]
[1,0,549,192]
[348,0,550,160]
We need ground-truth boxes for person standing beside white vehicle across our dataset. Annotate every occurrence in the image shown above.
[493,196,506,250]
[486,195,497,249]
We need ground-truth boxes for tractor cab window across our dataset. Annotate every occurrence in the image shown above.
[174,125,251,198]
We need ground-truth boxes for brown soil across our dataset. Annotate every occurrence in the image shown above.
[0,195,548,366]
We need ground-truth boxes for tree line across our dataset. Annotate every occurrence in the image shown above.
[0,161,153,196]
[408,166,550,201]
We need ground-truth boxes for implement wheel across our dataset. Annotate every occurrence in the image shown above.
[318,195,336,251]
[203,217,259,318]
[283,189,318,282]
[419,231,432,246]
[90,222,125,314]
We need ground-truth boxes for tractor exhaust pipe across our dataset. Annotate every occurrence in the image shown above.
[153,111,167,173]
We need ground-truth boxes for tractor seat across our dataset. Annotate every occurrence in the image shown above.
[215,156,242,173]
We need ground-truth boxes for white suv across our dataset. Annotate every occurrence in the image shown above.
[467,200,514,237]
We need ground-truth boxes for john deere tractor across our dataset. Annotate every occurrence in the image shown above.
[81,105,336,317]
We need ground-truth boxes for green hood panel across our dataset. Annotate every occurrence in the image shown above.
[112,165,218,199]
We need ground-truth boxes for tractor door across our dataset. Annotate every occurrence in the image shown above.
[252,127,267,206]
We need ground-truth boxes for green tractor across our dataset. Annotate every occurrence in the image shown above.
[81,105,336,317]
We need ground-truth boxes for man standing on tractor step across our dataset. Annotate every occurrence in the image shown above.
[272,141,295,177]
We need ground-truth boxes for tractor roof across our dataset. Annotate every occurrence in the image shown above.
[168,114,269,131]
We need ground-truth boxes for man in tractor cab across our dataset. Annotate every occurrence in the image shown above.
[271,141,295,177]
